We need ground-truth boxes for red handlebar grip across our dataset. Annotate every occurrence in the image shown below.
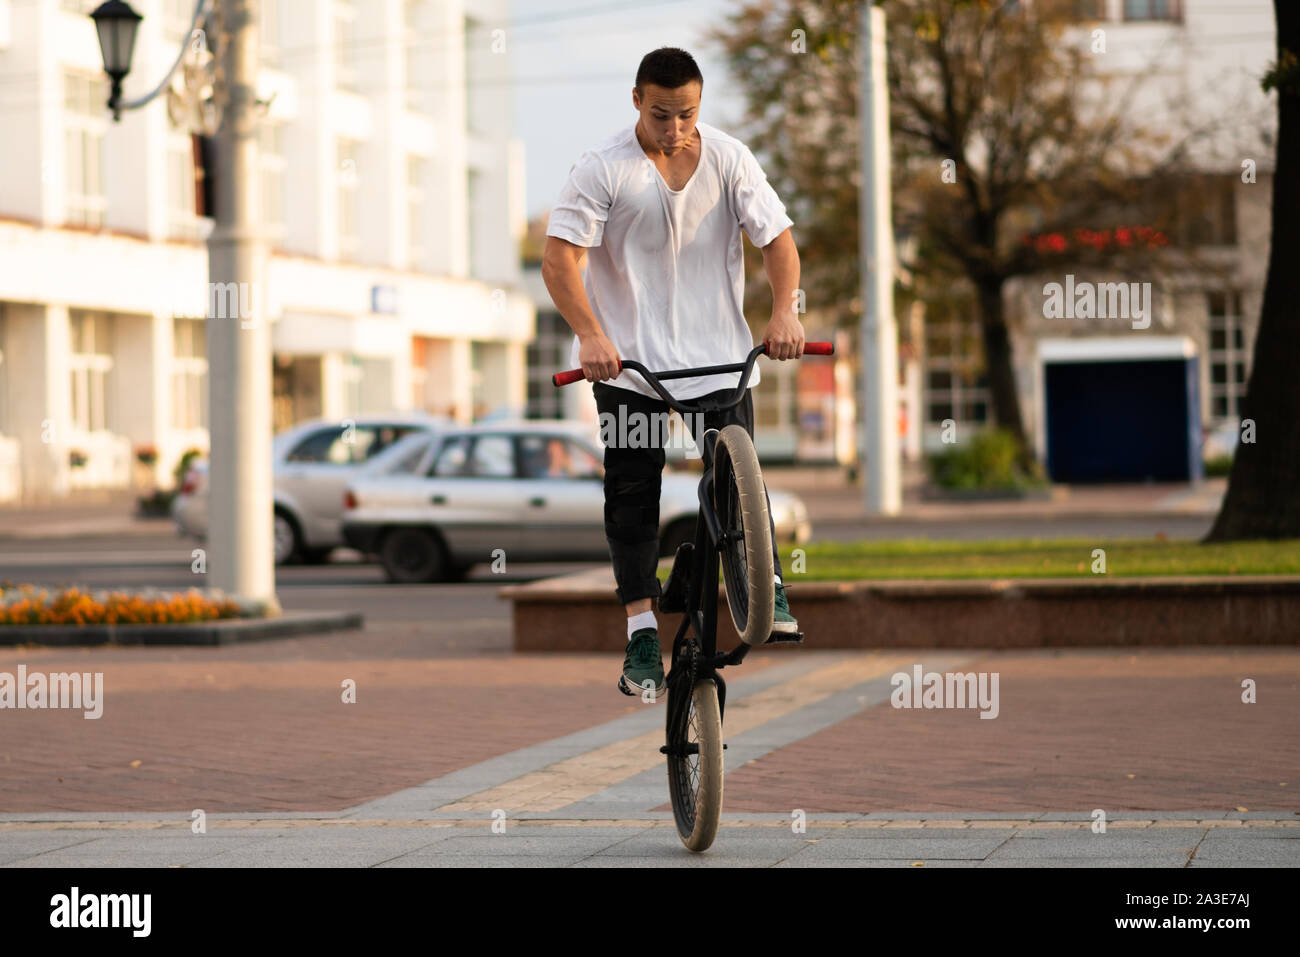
[552,369,587,387]
[762,341,834,357]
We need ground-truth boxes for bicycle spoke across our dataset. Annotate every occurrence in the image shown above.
[688,701,700,800]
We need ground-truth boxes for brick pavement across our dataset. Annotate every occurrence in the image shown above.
[3,640,1296,822]
[712,648,1300,814]
[0,644,784,814]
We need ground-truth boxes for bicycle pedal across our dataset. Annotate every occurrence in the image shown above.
[764,630,804,645]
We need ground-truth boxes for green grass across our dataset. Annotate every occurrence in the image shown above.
[658,538,1300,581]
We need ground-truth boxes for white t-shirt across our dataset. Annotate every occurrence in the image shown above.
[546,121,794,401]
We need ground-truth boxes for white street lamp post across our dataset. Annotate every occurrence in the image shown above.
[91,0,279,614]
[857,2,902,515]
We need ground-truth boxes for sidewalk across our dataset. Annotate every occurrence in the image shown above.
[3,816,1295,867]
[1,643,1294,817]
[0,490,173,540]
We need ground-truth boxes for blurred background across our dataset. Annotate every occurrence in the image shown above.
[0,0,1291,576]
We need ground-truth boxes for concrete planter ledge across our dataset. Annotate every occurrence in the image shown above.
[500,570,1300,650]
[0,610,364,647]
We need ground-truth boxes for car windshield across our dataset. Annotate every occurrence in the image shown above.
[285,423,423,465]
[364,432,437,474]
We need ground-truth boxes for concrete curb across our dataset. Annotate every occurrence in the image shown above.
[0,610,364,646]
[502,570,1300,649]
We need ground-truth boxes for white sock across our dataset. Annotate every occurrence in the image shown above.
[773,574,783,585]
[627,610,657,640]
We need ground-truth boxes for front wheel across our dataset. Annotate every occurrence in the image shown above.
[713,425,775,645]
[666,676,724,852]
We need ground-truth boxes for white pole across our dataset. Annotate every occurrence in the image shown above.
[857,2,902,515]
[206,0,280,613]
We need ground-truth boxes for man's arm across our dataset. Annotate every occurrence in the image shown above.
[759,228,805,360]
[541,236,621,381]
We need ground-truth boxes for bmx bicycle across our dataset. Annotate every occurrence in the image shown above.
[553,340,835,851]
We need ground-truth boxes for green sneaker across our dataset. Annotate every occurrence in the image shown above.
[621,628,666,698]
[772,583,798,634]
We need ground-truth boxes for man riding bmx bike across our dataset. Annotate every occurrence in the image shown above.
[542,47,805,699]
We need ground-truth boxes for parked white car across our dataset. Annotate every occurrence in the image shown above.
[171,413,449,564]
[340,420,812,582]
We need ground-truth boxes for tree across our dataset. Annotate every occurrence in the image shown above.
[1205,1,1300,541]
[709,0,1218,461]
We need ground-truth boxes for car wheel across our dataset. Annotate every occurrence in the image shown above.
[274,510,301,565]
[446,563,474,582]
[379,528,447,583]
[660,517,697,559]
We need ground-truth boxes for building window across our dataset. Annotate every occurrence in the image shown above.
[64,72,108,229]
[754,363,794,431]
[1178,175,1237,247]
[341,356,363,416]
[69,311,113,433]
[0,312,7,434]
[405,0,425,112]
[466,168,480,277]
[525,313,571,419]
[334,1,358,91]
[260,0,280,67]
[924,319,990,428]
[167,135,202,241]
[172,318,208,430]
[1207,290,1248,422]
[260,124,286,245]
[338,139,359,261]
[1124,0,1181,22]
[463,15,487,134]
[407,156,426,270]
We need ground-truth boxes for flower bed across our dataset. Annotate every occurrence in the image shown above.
[0,585,248,626]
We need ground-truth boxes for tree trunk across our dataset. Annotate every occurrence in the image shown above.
[1205,4,1300,541]
[975,280,1031,459]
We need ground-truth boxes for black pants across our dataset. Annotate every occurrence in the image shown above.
[593,382,784,606]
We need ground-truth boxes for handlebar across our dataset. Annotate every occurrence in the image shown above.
[552,341,834,416]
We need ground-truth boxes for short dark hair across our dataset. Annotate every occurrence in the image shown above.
[635,47,703,95]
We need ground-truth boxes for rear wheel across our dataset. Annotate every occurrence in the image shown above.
[666,671,723,853]
[713,425,774,645]
[379,528,447,583]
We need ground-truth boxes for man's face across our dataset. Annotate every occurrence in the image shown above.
[632,81,701,152]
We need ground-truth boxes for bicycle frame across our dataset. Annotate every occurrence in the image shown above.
[553,341,834,721]
[553,340,833,846]
[588,344,803,723]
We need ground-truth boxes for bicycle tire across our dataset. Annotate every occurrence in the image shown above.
[713,424,775,646]
[666,676,724,852]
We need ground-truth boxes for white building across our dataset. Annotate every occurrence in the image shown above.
[920,0,1277,479]
[0,0,533,502]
